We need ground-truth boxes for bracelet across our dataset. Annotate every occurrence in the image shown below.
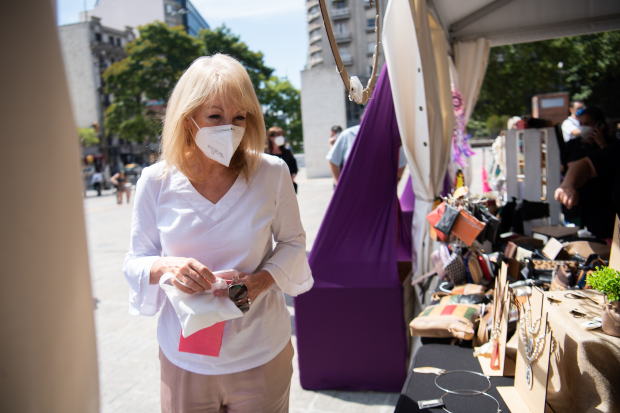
[442,392,502,413]
[434,370,492,395]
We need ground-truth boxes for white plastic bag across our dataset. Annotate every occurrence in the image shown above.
[159,269,243,337]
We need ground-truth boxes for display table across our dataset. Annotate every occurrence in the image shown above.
[543,290,620,412]
[395,344,514,412]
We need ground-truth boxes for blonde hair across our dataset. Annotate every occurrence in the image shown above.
[160,54,265,182]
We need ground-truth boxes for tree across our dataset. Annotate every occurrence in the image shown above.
[104,23,297,148]
[199,26,273,89]
[259,76,302,152]
[104,22,200,143]
[78,127,99,146]
[472,31,620,124]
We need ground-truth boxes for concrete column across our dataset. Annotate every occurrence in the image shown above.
[0,1,99,412]
[301,67,347,178]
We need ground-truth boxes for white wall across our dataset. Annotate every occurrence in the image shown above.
[58,23,99,129]
[301,67,347,178]
[91,0,165,33]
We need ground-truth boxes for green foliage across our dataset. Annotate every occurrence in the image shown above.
[465,119,490,138]
[103,23,300,148]
[473,31,620,122]
[587,266,620,302]
[199,26,273,89]
[259,77,302,152]
[78,127,99,146]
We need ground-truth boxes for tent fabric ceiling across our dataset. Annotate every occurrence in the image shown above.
[428,0,620,47]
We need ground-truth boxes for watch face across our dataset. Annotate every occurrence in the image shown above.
[526,364,533,389]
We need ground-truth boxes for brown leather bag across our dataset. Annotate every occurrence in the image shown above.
[409,303,481,340]
[451,211,486,246]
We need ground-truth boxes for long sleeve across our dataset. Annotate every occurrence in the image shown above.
[262,162,313,296]
[123,170,165,316]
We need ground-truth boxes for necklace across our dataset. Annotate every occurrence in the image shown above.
[519,304,547,389]
[442,392,502,413]
[434,370,492,395]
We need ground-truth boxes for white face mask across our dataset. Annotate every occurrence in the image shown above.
[580,125,593,139]
[191,118,245,167]
[274,136,285,147]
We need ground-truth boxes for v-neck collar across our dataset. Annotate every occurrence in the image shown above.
[171,169,248,222]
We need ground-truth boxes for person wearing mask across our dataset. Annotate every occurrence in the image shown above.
[266,126,299,193]
[555,106,618,239]
[123,54,312,413]
[110,169,130,204]
[329,125,343,147]
[326,124,407,185]
[561,100,585,142]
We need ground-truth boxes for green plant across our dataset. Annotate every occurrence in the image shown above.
[78,127,99,147]
[587,266,620,302]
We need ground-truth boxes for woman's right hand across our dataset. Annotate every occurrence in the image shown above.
[554,186,579,209]
[150,257,216,294]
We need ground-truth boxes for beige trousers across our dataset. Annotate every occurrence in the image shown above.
[160,340,294,413]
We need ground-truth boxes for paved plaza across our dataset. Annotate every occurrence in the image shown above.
[85,167,400,413]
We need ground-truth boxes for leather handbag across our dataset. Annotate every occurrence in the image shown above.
[426,202,448,242]
[410,303,481,340]
[444,253,467,286]
[431,292,492,305]
[451,210,486,246]
[450,284,487,295]
[550,263,577,291]
[434,204,460,238]
[468,252,483,284]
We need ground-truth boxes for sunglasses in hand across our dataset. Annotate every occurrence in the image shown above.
[228,278,251,313]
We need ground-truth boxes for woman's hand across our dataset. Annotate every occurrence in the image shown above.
[554,186,579,209]
[214,270,275,303]
[150,257,216,294]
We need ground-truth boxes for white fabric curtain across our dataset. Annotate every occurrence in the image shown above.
[453,38,491,125]
[383,0,454,276]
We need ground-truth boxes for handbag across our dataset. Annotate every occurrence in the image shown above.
[468,251,483,284]
[426,202,448,242]
[550,263,577,291]
[434,203,460,238]
[450,284,487,295]
[451,210,486,246]
[444,253,467,286]
[431,292,492,305]
[409,303,481,340]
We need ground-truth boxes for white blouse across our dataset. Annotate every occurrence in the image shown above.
[123,155,313,375]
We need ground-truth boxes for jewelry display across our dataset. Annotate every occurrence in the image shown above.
[434,370,492,395]
[490,276,508,370]
[442,392,502,413]
[519,300,548,389]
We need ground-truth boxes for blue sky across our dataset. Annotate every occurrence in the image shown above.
[56,0,308,88]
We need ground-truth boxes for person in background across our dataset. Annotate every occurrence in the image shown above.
[110,169,130,204]
[561,100,585,142]
[91,168,103,196]
[555,106,617,239]
[266,126,299,193]
[329,125,343,147]
[326,124,407,185]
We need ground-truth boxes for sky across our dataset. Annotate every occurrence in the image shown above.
[56,0,308,88]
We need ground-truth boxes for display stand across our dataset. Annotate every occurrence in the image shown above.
[497,287,553,413]
[476,262,515,376]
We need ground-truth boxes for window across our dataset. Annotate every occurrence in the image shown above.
[367,41,376,54]
[309,5,319,14]
[109,36,115,45]
[310,28,320,38]
[117,38,122,46]
[335,22,346,34]
[95,33,102,42]
[334,1,347,9]
[367,18,375,30]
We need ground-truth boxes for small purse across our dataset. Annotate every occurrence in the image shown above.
[409,303,481,340]
[450,284,487,295]
[426,202,448,242]
[434,203,460,238]
[468,252,483,284]
[451,211,486,246]
[444,253,468,286]
[432,293,492,305]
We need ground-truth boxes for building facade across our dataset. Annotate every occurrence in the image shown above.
[301,0,387,178]
[89,0,209,37]
[59,17,145,168]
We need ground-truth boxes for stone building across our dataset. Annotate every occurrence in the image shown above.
[301,0,387,178]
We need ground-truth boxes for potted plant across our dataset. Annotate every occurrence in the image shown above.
[587,266,620,337]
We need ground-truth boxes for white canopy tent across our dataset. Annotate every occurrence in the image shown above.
[384,0,620,277]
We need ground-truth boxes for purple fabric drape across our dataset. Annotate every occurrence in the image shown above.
[398,177,414,262]
[294,66,408,392]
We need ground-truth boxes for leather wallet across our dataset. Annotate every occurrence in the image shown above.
[443,252,467,286]
[434,204,460,238]
[426,202,448,242]
[451,210,486,246]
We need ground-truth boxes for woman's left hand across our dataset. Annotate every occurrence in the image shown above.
[213,270,275,304]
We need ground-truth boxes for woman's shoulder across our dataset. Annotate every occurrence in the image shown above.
[257,153,287,170]
[140,161,167,181]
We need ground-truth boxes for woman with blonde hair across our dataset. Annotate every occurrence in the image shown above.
[123,54,313,412]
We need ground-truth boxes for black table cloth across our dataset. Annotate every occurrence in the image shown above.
[395,344,514,412]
